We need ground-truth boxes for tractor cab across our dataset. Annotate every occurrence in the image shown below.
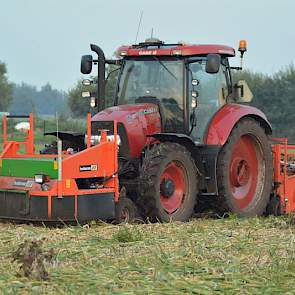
[116,52,229,142]
[81,39,252,144]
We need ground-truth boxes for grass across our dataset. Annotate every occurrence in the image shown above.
[0,216,295,294]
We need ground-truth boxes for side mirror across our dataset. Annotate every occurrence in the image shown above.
[234,80,253,103]
[81,55,93,74]
[206,54,221,74]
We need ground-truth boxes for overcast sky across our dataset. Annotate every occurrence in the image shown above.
[0,0,294,91]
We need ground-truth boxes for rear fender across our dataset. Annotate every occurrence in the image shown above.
[205,104,272,146]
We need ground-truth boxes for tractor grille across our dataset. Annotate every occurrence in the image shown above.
[91,121,115,134]
[91,121,130,158]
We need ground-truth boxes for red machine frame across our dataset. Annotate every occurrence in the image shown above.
[272,138,295,214]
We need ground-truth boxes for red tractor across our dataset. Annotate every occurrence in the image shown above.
[1,39,294,223]
[80,39,273,222]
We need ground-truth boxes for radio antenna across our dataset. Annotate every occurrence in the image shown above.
[56,111,58,132]
[55,111,59,144]
[135,10,143,44]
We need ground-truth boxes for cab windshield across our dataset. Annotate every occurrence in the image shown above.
[117,58,184,132]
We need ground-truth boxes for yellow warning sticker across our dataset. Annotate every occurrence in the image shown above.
[65,179,71,189]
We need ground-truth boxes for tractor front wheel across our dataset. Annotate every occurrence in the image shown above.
[217,118,272,217]
[138,143,198,222]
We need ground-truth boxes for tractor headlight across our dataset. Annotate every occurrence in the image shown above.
[34,174,50,184]
[90,97,97,108]
[81,91,91,98]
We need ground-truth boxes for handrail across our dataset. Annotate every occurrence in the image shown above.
[6,115,30,119]
[2,113,34,155]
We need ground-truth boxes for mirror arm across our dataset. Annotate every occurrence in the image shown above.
[185,58,203,65]
[106,59,122,65]
[230,66,242,71]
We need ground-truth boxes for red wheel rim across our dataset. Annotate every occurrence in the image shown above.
[229,134,264,209]
[160,161,186,214]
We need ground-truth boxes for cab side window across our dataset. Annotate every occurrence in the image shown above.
[188,58,229,142]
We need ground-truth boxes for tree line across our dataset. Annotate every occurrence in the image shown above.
[0,60,294,141]
[0,61,67,117]
[234,65,295,141]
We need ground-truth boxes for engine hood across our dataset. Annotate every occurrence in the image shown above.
[92,103,158,122]
[91,103,162,158]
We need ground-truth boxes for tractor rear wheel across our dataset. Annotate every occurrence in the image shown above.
[138,143,198,222]
[217,118,272,217]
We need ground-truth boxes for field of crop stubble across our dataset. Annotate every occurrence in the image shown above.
[0,215,295,294]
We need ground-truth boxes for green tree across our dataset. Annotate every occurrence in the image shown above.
[0,61,13,111]
[233,65,295,141]
[67,64,120,117]
[9,82,67,116]
[67,79,93,117]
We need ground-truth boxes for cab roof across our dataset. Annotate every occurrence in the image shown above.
[117,39,235,58]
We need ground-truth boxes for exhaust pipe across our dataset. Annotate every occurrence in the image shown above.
[90,44,106,112]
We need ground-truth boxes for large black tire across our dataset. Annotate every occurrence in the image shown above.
[217,118,272,217]
[138,143,198,222]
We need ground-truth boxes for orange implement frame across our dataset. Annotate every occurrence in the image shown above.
[1,113,34,157]
[0,113,119,221]
[272,138,295,214]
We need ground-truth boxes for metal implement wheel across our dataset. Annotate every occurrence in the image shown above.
[217,118,272,217]
[138,143,198,222]
[115,197,138,223]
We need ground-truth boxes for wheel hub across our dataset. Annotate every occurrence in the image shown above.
[229,134,261,209]
[231,158,250,187]
[160,161,187,214]
[160,178,175,198]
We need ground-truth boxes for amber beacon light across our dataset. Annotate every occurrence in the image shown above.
[238,40,247,54]
[238,40,247,68]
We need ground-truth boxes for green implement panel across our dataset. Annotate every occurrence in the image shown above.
[0,158,58,179]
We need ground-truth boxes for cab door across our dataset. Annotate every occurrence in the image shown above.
[187,59,229,143]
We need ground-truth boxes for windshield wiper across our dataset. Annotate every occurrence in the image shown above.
[152,56,177,80]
